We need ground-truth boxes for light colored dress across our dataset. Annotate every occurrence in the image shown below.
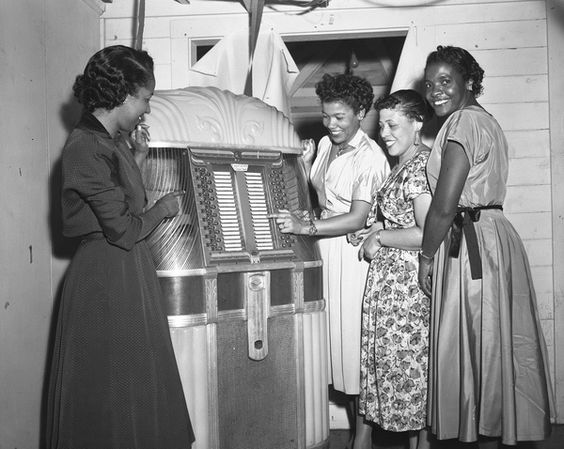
[310,128,389,394]
[426,106,553,445]
[359,148,431,432]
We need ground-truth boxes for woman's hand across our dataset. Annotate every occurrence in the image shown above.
[418,253,434,297]
[348,221,383,246]
[268,209,308,234]
[156,191,185,218]
[358,229,383,261]
[131,124,151,166]
[301,139,316,165]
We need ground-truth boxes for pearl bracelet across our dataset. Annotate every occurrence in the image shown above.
[308,218,318,236]
[375,230,382,246]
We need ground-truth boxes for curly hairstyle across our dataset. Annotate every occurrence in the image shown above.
[73,45,154,112]
[425,45,484,97]
[315,73,374,114]
[374,89,431,123]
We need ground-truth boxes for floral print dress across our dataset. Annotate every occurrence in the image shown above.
[358,148,430,432]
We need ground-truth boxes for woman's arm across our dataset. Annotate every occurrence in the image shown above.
[271,199,371,237]
[418,140,470,296]
[301,138,316,178]
[420,141,470,257]
[359,192,432,259]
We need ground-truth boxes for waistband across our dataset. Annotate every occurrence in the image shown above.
[81,231,105,242]
[449,205,503,280]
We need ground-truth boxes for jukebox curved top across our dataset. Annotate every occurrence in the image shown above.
[146,86,301,150]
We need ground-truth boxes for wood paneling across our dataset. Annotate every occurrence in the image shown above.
[473,47,548,76]
[547,0,564,421]
[506,211,552,240]
[508,158,550,186]
[481,75,548,104]
[505,185,552,213]
[483,102,548,131]
[506,129,550,159]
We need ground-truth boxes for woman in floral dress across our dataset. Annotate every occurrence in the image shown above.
[352,90,432,449]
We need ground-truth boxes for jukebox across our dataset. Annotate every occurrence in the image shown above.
[140,87,329,449]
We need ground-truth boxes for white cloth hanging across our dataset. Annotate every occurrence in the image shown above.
[188,28,299,118]
[390,24,435,92]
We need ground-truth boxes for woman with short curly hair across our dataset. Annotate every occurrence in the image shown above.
[272,72,390,448]
[45,45,194,449]
[419,45,553,447]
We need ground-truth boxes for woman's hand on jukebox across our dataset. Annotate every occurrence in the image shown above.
[268,209,308,234]
[417,253,434,297]
[156,191,185,218]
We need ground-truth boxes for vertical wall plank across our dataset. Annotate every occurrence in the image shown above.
[546,0,564,421]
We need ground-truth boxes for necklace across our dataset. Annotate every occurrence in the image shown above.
[337,144,352,156]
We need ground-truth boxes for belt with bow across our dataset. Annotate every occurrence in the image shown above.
[449,205,503,280]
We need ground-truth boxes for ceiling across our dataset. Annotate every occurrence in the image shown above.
[285,36,405,141]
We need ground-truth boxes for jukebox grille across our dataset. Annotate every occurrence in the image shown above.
[213,170,243,251]
[244,172,274,250]
[142,147,204,270]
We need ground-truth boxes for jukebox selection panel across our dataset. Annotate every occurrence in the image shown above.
[189,148,299,265]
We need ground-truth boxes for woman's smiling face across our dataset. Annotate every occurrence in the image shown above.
[321,100,363,146]
[378,108,421,162]
[424,61,473,118]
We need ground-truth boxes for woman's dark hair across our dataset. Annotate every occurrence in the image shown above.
[73,45,154,112]
[315,73,374,114]
[425,45,484,97]
[374,89,430,123]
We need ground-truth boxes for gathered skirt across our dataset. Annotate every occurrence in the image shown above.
[359,246,429,432]
[428,209,553,445]
[46,237,194,449]
[317,234,370,394]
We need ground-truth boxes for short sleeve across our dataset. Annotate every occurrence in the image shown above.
[404,151,431,202]
[443,109,491,165]
[351,144,390,204]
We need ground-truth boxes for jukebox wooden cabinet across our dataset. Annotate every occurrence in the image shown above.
[141,87,329,449]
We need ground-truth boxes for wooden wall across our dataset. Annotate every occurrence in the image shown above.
[101,0,563,421]
[0,0,103,447]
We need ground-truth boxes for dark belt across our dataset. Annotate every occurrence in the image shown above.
[449,205,503,280]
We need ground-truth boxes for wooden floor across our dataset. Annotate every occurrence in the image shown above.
[329,424,564,448]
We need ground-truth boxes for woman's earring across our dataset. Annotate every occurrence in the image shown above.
[414,132,421,146]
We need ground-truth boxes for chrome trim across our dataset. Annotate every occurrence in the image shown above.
[167,313,207,328]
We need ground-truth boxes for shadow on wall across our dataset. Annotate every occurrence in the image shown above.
[41,92,83,449]
[549,0,564,27]
[50,92,82,261]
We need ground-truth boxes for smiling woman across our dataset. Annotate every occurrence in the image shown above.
[45,45,194,449]
[271,72,390,449]
[419,45,553,448]
[351,89,432,449]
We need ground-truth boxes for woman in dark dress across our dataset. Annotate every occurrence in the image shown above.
[46,45,194,449]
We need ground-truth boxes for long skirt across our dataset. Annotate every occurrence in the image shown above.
[46,237,194,449]
[428,209,553,445]
[317,234,369,394]
[359,247,429,432]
